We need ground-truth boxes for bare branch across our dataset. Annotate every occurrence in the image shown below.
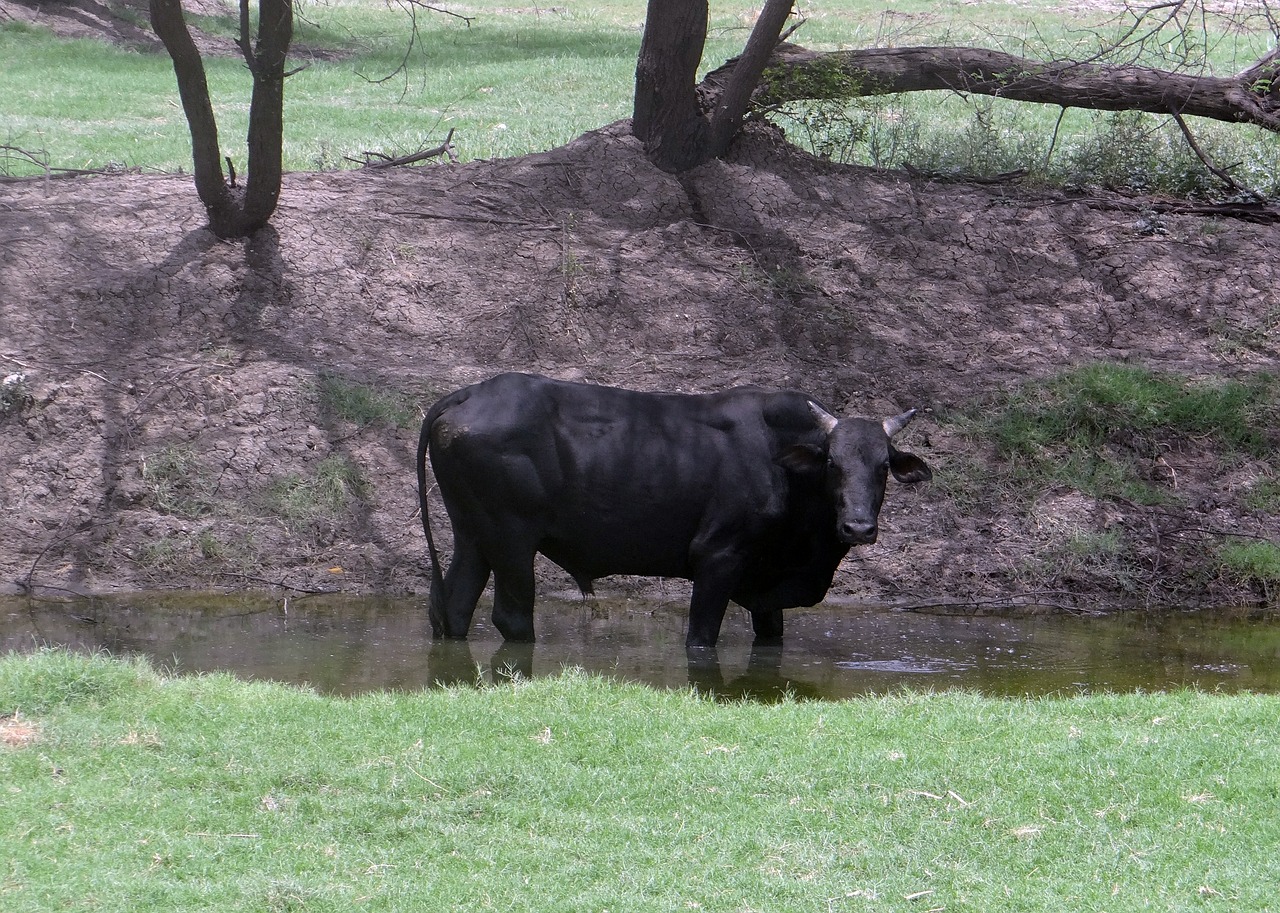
[347,129,458,168]
[360,1,476,92]
[1168,107,1265,199]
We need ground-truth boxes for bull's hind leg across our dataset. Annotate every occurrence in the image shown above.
[432,531,491,639]
[750,607,784,642]
[489,546,538,642]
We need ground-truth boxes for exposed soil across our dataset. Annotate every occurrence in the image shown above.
[2,0,242,53]
[3,117,1277,615]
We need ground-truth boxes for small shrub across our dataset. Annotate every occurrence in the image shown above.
[770,92,1277,201]
[1243,476,1280,513]
[137,537,183,571]
[1,371,33,416]
[264,455,368,531]
[1031,528,1141,594]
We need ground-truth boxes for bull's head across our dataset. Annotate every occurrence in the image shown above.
[781,402,933,546]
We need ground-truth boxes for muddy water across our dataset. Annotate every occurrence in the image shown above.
[3,593,1278,700]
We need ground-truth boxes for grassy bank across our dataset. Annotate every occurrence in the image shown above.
[942,364,1280,601]
[3,650,1279,911]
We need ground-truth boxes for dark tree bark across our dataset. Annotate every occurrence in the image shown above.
[704,0,797,158]
[149,0,231,222]
[632,0,711,172]
[149,0,294,238]
[633,0,797,172]
[240,0,293,229]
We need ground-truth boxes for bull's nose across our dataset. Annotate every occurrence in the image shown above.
[840,520,878,544]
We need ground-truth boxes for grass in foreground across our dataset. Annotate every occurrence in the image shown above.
[3,649,1279,911]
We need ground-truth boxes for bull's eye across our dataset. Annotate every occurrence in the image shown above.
[879,460,891,474]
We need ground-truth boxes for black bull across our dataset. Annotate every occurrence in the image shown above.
[416,373,931,648]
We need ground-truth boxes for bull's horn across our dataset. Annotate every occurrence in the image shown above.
[807,401,839,434]
[882,409,917,438]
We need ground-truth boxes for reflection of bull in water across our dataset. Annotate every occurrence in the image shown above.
[426,639,818,701]
[424,640,539,688]
[685,642,823,702]
[418,373,931,649]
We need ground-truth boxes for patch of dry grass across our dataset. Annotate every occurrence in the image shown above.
[1,711,39,747]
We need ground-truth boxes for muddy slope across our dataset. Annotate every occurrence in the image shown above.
[1,122,1276,610]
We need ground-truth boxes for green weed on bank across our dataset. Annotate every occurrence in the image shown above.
[963,364,1279,504]
[3,649,1279,911]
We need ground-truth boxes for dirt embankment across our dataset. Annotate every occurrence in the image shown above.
[1,121,1277,611]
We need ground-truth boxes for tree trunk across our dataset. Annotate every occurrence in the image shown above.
[633,0,711,173]
[150,0,294,238]
[704,0,796,159]
[633,0,798,172]
[149,0,237,231]
[745,44,1280,133]
[241,0,293,230]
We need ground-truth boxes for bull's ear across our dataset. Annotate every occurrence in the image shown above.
[778,444,826,474]
[889,449,932,483]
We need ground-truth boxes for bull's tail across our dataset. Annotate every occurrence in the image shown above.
[417,399,448,636]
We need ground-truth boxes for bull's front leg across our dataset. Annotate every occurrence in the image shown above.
[687,550,747,648]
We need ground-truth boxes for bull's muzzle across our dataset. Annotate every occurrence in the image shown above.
[839,520,878,545]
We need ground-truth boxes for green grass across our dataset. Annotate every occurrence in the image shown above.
[1219,540,1280,591]
[141,445,217,518]
[263,454,369,531]
[316,373,420,429]
[941,365,1279,597]
[1244,475,1280,513]
[993,364,1277,456]
[2,649,1279,910]
[2,0,1276,196]
[2,650,1280,906]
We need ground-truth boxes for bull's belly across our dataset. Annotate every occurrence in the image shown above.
[538,533,694,583]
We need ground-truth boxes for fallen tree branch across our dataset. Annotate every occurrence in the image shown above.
[711,43,1280,133]
[0,153,141,185]
[1042,192,1280,224]
[214,573,338,594]
[896,592,1107,616]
